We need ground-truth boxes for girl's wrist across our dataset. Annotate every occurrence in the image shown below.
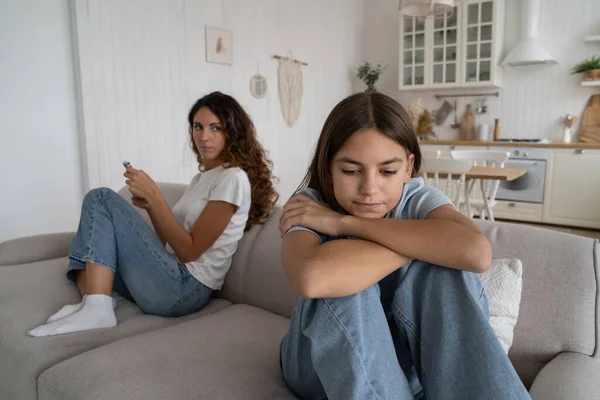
[338,214,360,237]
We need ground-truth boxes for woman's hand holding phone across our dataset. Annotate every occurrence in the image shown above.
[122,161,158,210]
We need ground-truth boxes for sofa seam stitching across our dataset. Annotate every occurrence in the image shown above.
[38,373,67,400]
[238,223,266,304]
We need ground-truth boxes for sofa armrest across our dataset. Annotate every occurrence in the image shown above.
[0,232,76,266]
[529,352,600,400]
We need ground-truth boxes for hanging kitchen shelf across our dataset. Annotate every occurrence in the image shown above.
[581,81,600,87]
[584,35,600,43]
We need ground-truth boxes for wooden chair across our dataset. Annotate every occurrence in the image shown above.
[422,149,442,160]
[422,158,474,215]
[449,150,510,221]
[419,149,441,179]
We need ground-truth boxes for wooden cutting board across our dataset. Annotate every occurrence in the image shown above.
[459,104,475,140]
[578,94,600,143]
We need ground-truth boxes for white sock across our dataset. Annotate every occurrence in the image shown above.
[28,294,116,337]
[46,295,117,323]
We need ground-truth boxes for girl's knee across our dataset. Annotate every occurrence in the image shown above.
[301,284,381,309]
[417,262,481,287]
[395,262,483,303]
[84,187,116,203]
[435,265,482,293]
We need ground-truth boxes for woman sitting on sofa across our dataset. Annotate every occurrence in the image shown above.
[28,91,278,337]
[278,92,529,399]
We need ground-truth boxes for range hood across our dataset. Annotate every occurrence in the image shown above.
[502,0,556,67]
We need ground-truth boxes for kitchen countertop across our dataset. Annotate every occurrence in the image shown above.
[420,140,600,149]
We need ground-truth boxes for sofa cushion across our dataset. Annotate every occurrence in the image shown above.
[0,257,232,400]
[216,210,265,304]
[476,219,599,388]
[38,304,298,400]
[220,208,297,318]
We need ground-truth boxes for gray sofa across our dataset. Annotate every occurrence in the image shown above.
[0,182,598,400]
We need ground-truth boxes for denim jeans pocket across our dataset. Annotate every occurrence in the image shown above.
[177,263,197,282]
[169,280,212,317]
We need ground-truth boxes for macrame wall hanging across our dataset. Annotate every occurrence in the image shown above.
[272,54,308,127]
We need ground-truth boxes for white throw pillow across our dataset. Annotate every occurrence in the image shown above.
[480,258,523,354]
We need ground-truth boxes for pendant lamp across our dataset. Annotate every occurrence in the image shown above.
[400,0,454,18]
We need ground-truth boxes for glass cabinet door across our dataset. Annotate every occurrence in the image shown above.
[432,5,459,85]
[401,16,426,87]
[463,0,494,84]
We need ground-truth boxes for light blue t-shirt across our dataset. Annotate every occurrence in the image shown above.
[286,177,452,244]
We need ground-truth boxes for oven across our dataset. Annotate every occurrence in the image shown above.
[494,147,547,203]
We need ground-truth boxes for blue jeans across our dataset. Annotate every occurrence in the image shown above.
[280,261,530,400]
[67,188,212,317]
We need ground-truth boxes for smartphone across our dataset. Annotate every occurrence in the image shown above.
[122,161,132,169]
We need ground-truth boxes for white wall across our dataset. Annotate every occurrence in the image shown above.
[364,0,600,141]
[0,0,83,242]
[72,0,364,203]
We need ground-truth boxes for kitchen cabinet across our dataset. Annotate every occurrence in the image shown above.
[399,0,505,90]
[492,200,543,223]
[399,13,428,88]
[543,149,600,229]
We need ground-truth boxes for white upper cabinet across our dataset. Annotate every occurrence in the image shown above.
[400,15,428,88]
[399,0,505,90]
[461,0,504,87]
[431,4,461,87]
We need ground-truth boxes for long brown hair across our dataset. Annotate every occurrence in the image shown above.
[297,91,421,212]
[188,91,278,230]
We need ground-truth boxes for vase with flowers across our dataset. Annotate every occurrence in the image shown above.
[357,61,386,91]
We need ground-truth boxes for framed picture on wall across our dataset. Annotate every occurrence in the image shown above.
[205,26,233,65]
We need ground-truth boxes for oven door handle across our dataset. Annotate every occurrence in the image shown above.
[509,160,539,166]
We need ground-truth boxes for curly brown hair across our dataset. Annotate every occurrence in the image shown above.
[188,91,278,231]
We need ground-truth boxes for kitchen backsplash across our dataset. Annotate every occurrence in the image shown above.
[394,89,502,141]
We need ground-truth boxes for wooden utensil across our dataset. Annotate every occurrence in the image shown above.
[578,94,600,143]
[493,118,500,141]
[459,104,475,140]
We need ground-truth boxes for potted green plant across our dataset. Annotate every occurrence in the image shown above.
[357,62,386,91]
[570,55,600,81]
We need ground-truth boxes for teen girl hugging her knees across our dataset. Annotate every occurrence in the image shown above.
[278,92,530,400]
[28,91,278,337]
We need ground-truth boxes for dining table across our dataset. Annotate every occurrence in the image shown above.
[424,165,527,219]
[424,166,526,181]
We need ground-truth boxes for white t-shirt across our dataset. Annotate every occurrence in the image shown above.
[168,165,251,290]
